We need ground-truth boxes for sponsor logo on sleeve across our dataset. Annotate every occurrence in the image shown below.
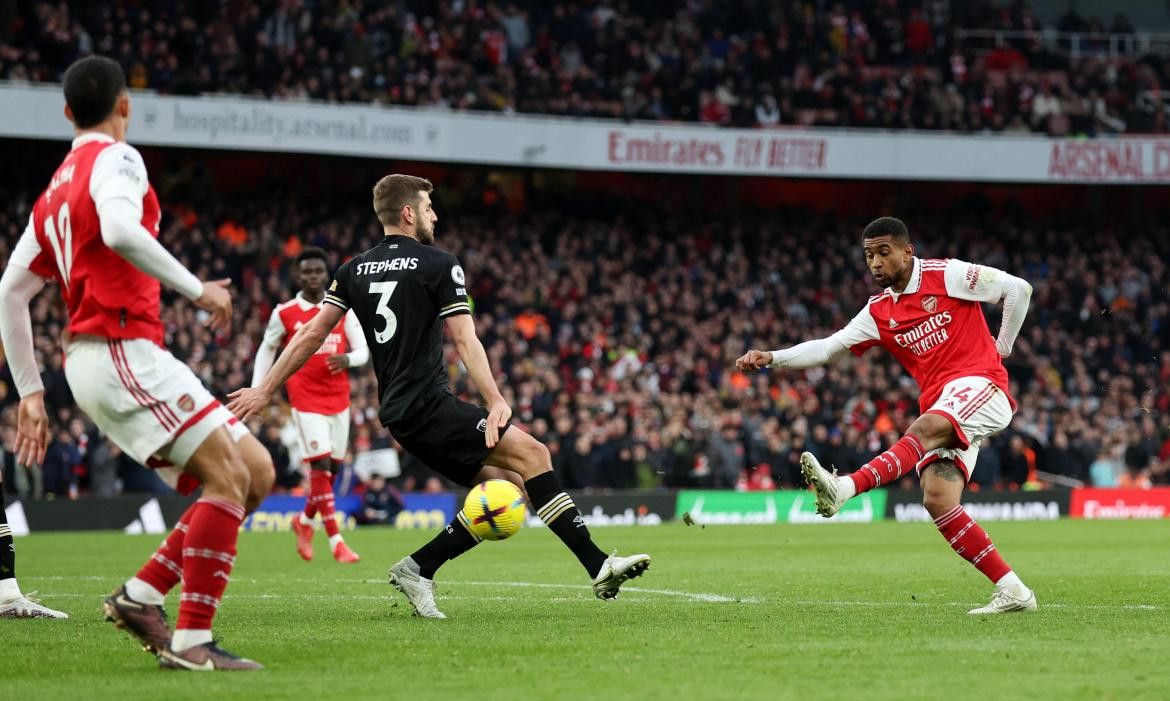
[451,265,465,285]
[965,265,981,290]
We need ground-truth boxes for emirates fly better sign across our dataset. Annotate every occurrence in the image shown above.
[5,83,1170,184]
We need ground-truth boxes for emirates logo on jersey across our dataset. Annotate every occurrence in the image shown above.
[921,295,938,313]
[894,311,954,356]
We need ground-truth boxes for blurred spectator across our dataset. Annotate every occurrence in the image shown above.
[0,161,1167,495]
[0,1,1156,136]
[358,473,405,525]
[42,429,80,498]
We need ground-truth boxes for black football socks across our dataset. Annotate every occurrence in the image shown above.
[410,511,481,579]
[0,506,15,589]
[525,471,608,577]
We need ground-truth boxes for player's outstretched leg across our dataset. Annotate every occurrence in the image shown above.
[104,504,194,652]
[155,430,270,671]
[391,503,486,618]
[487,429,650,600]
[801,433,926,517]
[922,461,1036,614]
[0,499,68,619]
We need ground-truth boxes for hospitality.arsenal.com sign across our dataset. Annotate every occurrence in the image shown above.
[5,82,1170,184]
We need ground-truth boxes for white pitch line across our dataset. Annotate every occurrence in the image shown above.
[438,579,759,603]
[27,575,758,603]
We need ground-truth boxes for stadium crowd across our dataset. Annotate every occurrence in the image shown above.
[2,178,1168,498]
[0,0,1165,135]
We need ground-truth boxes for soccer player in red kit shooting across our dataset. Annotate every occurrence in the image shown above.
[737,217,1037,614]
[0,56,274,668]
[252,247,368,563]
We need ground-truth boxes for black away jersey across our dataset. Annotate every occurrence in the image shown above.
[324,235,470,424]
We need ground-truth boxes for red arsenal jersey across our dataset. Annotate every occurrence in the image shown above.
[262,294,364,415]
[839,258,1016,413]
[23,134,164,344]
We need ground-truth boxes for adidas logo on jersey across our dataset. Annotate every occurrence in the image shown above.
[888,318,897,329]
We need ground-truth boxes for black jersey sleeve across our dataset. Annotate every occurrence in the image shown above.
[433,253,471,318]
[324,257,355,311]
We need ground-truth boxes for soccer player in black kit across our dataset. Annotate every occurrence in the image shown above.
[230,174,650,618]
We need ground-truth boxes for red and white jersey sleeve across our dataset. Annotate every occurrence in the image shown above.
[26,134,164,344]
[943,259,1011,302]
[261,305,289,348]
[9,215,48,274]
[836,304,882,355]
[343,308,367,357]
[90,141,150,212]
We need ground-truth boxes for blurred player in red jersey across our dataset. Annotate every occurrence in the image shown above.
[737,217,1037,614]
[0,56,273,669]
[252,247,368,563]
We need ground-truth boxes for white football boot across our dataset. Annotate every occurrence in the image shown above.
[592,551,651,600]
[388,557,446,619]
[800,452,847,517]
[0,593,69,619]
[968,587,1038,615]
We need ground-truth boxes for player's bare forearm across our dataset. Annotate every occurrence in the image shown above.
[261,316,330,393]
[444,315,502,402]
[229,305,341,419]
[454,334,505,404]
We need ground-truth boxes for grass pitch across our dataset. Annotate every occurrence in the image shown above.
[6,519,1168,700]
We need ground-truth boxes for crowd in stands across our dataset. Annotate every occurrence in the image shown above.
[1,1,1167,135]
[2,173,1168,498]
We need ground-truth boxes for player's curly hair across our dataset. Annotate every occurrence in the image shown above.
[296,246,328,266]
[373,174,433,228]
[862,216,911,244]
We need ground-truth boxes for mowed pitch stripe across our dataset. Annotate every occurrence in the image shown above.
[25,576,1160,609]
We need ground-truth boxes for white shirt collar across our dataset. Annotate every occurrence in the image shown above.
[71,132,117,150]
[889,257,921,300]
[295,291,324,310]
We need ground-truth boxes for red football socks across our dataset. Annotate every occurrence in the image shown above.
[933,505,1012,583]
[850,434,926,494]
[309,470,341,538]
[176,498,244,631]
[134,503,195,595]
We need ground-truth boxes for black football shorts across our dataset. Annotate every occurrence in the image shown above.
[386,388,512,487]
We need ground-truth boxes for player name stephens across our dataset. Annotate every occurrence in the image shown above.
[893,311,953,355]
[355,258,419,275]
